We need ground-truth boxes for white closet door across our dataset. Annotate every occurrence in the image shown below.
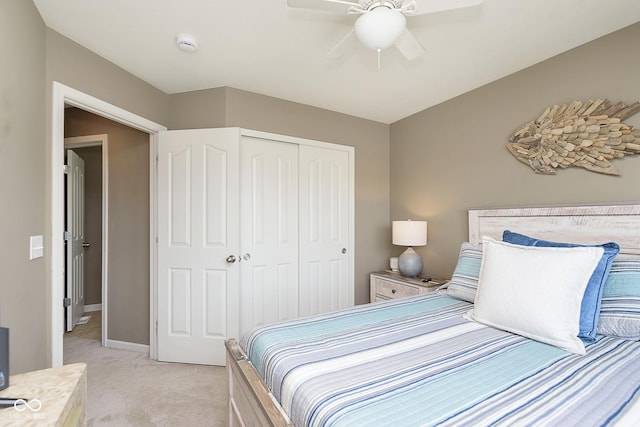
[239,136,298,336]
[299,145,352,316]
[157,128,240,365]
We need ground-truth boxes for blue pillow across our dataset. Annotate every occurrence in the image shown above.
[503,230,620,343]
[440,242,482,303]
[598,256,640,339]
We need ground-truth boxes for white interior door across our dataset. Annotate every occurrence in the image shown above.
[299,145,352,316]
[239,136,298,336]
[157,128,239,365]
[66,149,85,331]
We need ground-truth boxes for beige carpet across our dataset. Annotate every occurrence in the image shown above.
[66,311,102,342]
[64,332,227,426]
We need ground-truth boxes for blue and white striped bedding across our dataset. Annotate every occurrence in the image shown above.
[241,293,640,427]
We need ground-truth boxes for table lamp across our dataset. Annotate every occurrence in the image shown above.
[392,220,427,277]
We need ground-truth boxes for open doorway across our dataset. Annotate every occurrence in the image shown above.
[62,107,151,361]
[51,82,167,367]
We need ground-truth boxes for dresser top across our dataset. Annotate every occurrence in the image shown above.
[0,362,86,426]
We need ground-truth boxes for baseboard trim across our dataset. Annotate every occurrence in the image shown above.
[83,304,102,312]
[105,339,149,354]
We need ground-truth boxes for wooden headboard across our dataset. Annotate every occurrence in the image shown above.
[468,204,640,255]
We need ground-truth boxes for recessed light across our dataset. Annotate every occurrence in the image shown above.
[176,33,198,53]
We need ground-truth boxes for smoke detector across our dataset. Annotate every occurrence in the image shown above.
[176,33,198,53]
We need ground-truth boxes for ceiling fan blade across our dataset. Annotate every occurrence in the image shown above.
[327,29,357,60]
[408,0,484,16]
[394,28,424,60]
[287,0,361,14]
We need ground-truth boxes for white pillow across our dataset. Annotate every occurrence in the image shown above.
[467,237,603,355]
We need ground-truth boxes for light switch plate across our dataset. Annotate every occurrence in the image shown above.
[30,235,44,260]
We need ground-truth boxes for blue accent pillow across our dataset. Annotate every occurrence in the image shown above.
[439,242,482,303]
[598,256,640,339]
[503,230,620,343]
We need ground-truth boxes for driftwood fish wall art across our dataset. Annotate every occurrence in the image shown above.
[507,99,640,175]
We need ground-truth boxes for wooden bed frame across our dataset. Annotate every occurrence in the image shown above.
[225,203,640,427]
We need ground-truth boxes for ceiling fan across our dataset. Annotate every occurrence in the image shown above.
[287,0,484,65]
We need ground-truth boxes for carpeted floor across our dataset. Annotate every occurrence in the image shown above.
[66,311,102,342]
[64,314,227,426]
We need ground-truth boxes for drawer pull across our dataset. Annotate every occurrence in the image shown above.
[391,289,396,294]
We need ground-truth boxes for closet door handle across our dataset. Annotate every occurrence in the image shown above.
[341,248,347,254]
[243,253,251,261]
[226,255,236,264]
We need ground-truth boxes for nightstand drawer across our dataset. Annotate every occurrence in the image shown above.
[374,278,418,299]
[370,271,447,303]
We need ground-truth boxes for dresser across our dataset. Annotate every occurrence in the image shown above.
[0,363,86,426]
[370,271,447,303]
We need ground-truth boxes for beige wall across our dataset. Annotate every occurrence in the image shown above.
[45,29,169,126]
[0,0,47,373]
[167,87,226,130]
[65,109,150,345]
[169,87,391,305]
[390,22,640,280]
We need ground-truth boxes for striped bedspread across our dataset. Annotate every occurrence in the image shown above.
[241,294,640,427]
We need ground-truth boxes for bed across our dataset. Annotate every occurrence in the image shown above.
[225,204,640,426]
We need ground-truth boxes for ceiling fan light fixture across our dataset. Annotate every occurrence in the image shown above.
[354,6,406,51]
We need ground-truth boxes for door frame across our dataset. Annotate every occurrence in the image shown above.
[51,82,166,367]
[64,134,109,347]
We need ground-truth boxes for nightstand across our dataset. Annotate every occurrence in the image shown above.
[370,271,448,303]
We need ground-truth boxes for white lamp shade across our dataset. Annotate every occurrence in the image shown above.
[354,7,406,51]
[392,220,427,246]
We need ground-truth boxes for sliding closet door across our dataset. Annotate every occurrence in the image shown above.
[299,145,352,316]
[157,128,240,366]
[239,136,298,336]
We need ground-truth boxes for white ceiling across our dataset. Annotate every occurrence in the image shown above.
[34,0,640,124]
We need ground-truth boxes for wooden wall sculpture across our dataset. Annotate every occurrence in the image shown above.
[507,99,640,175]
